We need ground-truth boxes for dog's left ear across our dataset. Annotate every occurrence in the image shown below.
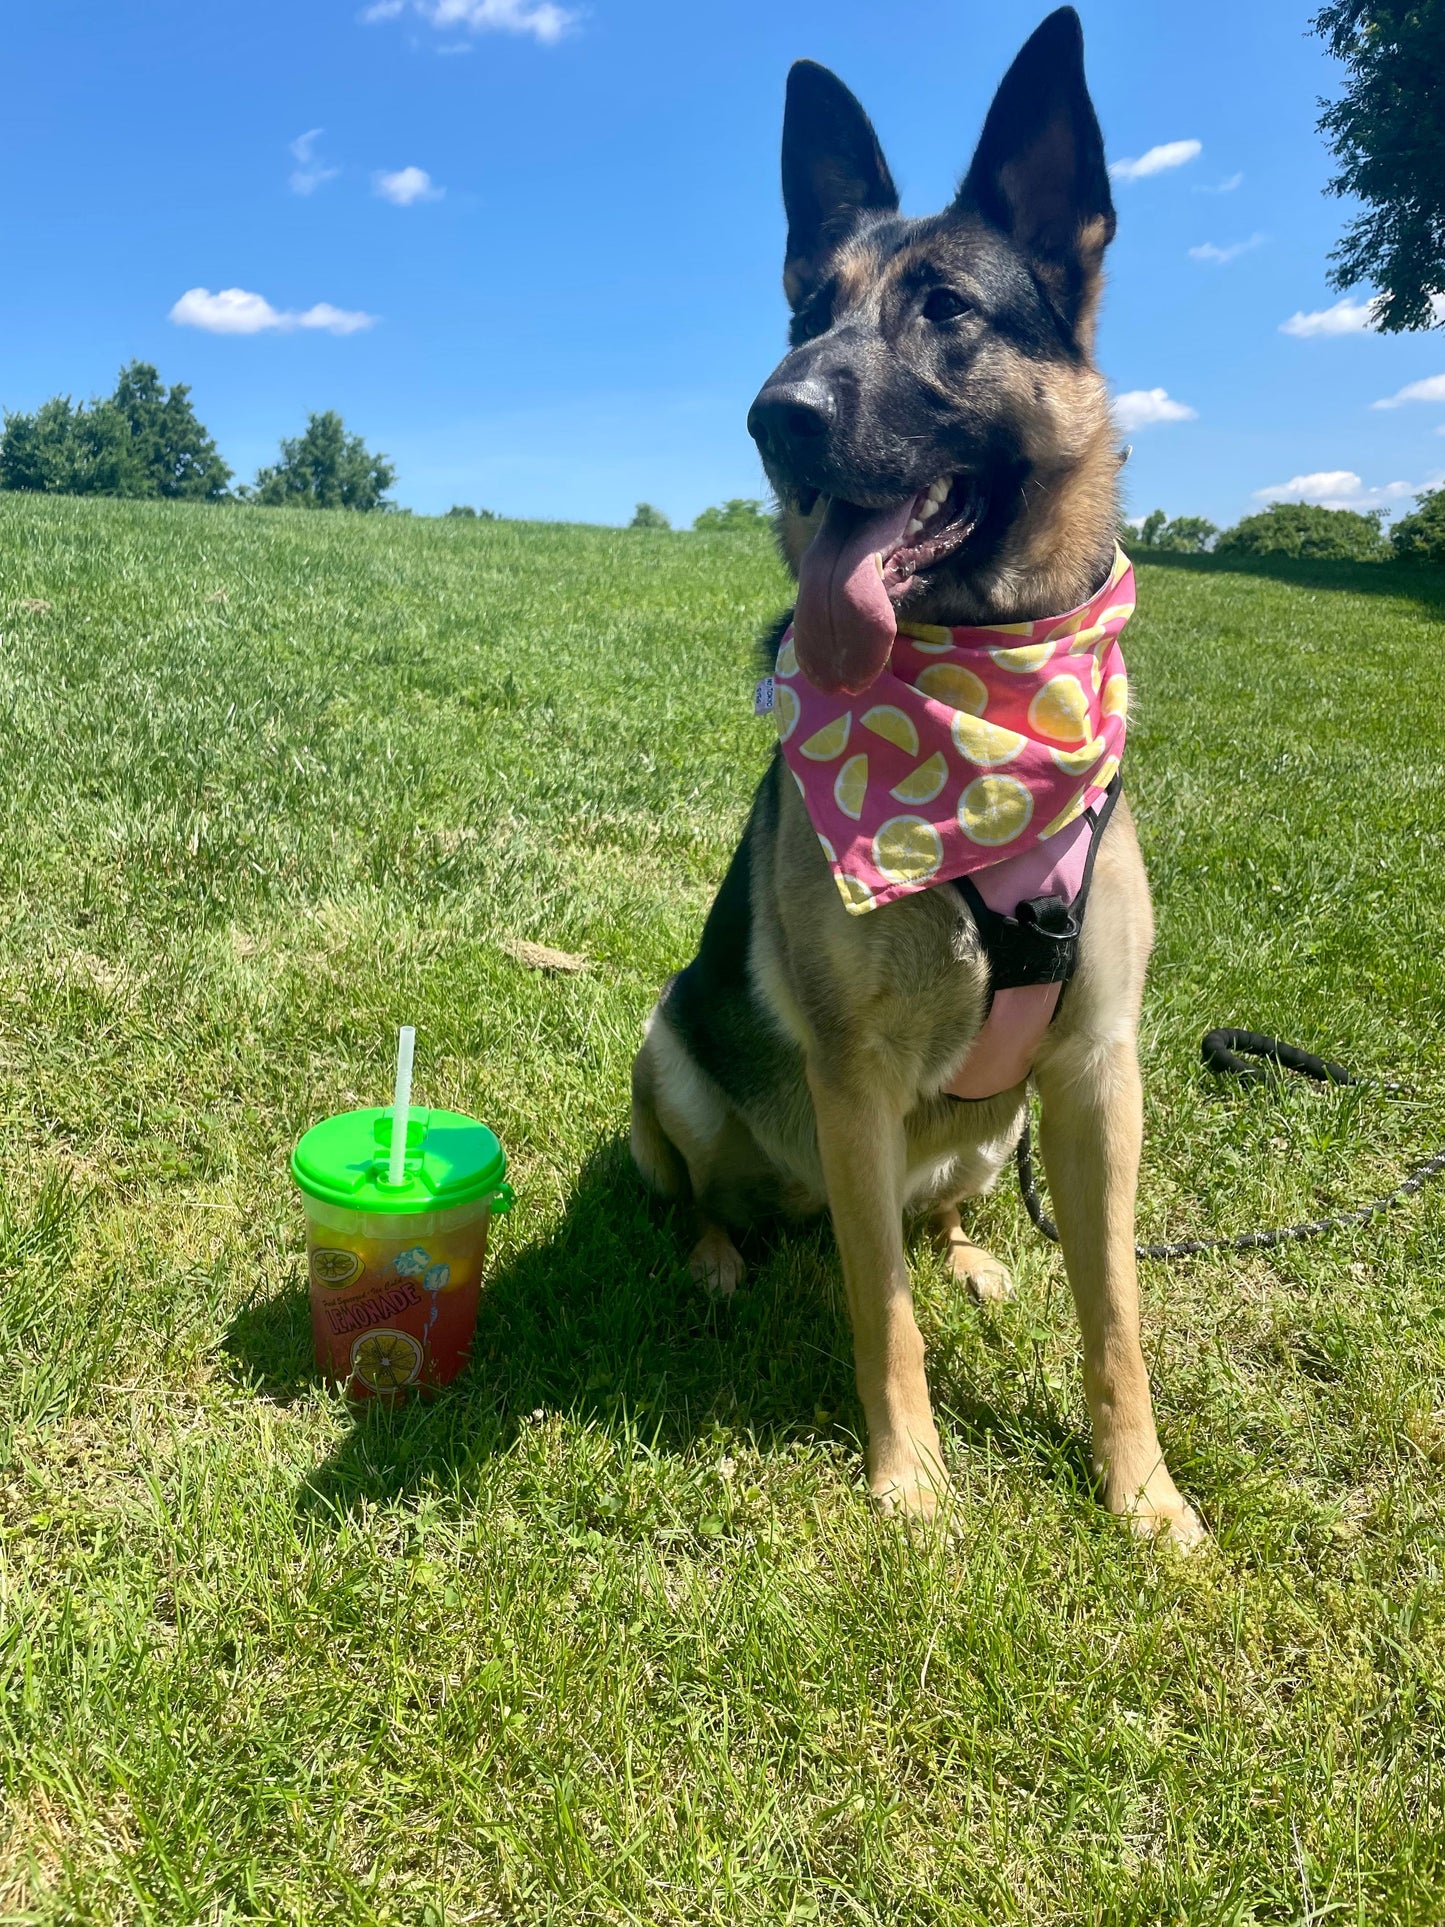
[959,8,1115,336]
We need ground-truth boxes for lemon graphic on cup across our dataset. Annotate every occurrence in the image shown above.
[350,1329,423,1392]
[310,1248,362,1290]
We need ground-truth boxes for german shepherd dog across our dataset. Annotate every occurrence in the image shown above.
[631,9,1202,1548]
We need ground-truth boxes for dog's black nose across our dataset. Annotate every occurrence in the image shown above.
[747,378,836,457]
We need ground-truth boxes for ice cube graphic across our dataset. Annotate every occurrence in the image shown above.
[393,1245,431,1278]
[423,1263,451,1293]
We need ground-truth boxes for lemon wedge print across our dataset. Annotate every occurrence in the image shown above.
[1027,674,1090,744]
[1050,734,1106,775]
[833,754,869,820]
[890,751,948,804]
[951,712,1026,768]
[988,639,1055,673]
[1065,620,1105,654]
[872,815,944,885]
[799,712,852,761]
[310,1247,362,1290]
[958,775,1033,847]
[350,1329,423,1392]
[898,622,954,652]
[1039,788,1088,839]
[774,683,801,741]
[835,872,875,913]
[1091,754,1120,792]
[860,705,919,755]
[1102,673,1128,719]
[916,663,988,714]
[775,634,798,677]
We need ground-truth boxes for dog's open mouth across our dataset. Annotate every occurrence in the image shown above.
[792,477,984,696]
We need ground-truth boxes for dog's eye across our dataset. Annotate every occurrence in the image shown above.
[923,288,972,324]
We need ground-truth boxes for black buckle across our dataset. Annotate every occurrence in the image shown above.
[980,893,1080,989]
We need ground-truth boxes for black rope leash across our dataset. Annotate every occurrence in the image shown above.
[1017,1029,1445,1261]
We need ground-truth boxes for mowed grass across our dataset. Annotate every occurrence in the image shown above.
[1,495,1443,1925]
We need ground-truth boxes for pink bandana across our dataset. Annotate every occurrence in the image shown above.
[771,548,1134,915]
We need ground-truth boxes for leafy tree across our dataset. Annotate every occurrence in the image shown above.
[1214,501,1388,561]
[1313,2,1445,332]
[0,362,230,500]
[629,502,670,530]
[692,498,769,532]
[1390,486,1445,560]
[250,411,395,511]
[1131,509,1218,552]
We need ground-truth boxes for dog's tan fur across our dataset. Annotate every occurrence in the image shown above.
[631,20,1202,1549]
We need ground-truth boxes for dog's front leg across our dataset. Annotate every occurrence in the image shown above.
[1035,1040,1204,1550]
[808,1066,945,1519]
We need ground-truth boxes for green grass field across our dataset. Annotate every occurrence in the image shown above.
[2,496,1443,1925]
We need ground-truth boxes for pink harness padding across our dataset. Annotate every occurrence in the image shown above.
[940,810,1094,1099]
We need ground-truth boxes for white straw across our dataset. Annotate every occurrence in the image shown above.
[388,1025,416,1186]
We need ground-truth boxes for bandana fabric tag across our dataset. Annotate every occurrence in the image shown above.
[753,675,776,716]
[775,547,1135,916]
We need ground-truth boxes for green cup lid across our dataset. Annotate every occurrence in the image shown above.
[291,1106,509,1214]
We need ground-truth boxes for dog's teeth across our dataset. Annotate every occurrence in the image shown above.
[918,497,940,521]
[906,518,924,535]
[927,477,950,504]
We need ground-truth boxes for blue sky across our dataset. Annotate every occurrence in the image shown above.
[8,0,1445,527]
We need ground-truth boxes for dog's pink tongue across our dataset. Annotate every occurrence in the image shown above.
[793,496,915,695]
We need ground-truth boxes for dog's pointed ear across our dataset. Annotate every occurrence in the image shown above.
[958,8,1115,333]
[782,60,898,308]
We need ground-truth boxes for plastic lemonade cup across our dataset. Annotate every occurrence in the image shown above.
[291,1104,513,1398]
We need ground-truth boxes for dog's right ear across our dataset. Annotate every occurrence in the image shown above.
[781,61,898,308]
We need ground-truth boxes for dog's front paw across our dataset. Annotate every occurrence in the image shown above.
[1109,1466,1207,1554]
[688,1224,745,1297]
[869,1450,950,1527]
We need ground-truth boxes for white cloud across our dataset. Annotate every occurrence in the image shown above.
[1113,388,1198,430]
[361,0,576,42]
[1109,139,1201,184]
[289,128,340,197]
[1251,470,1417,513]
[1197,172,1244,194]
[374,165,443,206]
[1281,291,1445,338]
[168,288,377,336]
[1188,233,1265,266]
[1372,373,1445,409]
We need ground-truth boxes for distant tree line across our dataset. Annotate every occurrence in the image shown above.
[1130,495,1445,563]
[0,363,398,513]
[629,499,770,533]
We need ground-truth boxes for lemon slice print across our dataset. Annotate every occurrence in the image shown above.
[310,1247,362,1290]
[872,815,944,884]
[916,663,988,714]
[958,775,1034,846]
[1027,674,1090,744]
[799,712,852,761]
[1065,620,1105,655]
[1091,754,1120,792]
[835,871,875,913]
[834,753,869,820]
[776,634,798,677]
[951,712,1026,768]
[1049,734,1106,775]
[890,751,948,804]
[1102,672,1128,719]
[1039,787,1088,839]
[988,639,1055,673]
[350,1329,423,1392]
[860,705,919,755]
[774,683,801,741]
[897,621,954,652]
